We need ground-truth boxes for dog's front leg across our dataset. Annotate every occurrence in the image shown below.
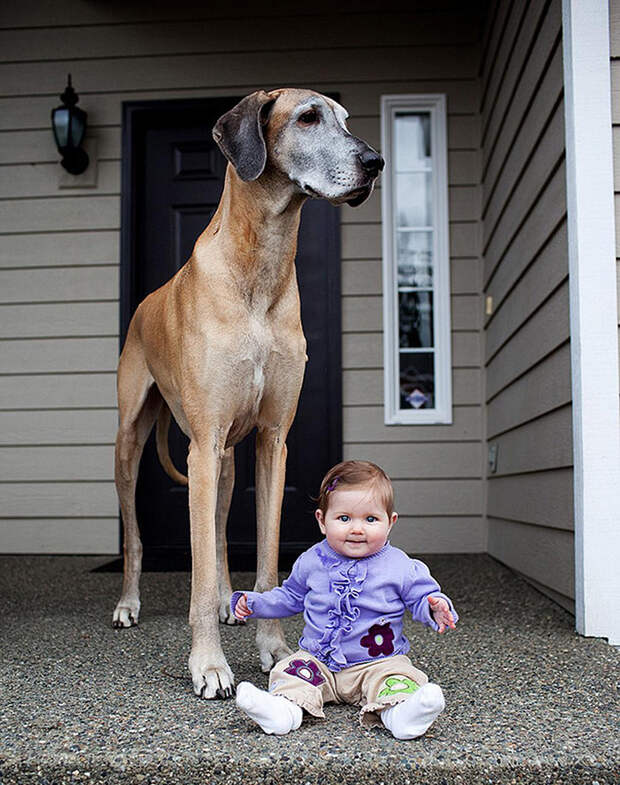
[187,438,235,698]
[254,427,294,672]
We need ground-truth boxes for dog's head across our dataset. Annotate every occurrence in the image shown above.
[212,88,384,207]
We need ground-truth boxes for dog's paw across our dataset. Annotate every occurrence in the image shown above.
[256,621,292,672]
[112,600,140,628]
[218,597,239,626]
[188,649,235,699]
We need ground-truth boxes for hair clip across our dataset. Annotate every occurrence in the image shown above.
[326,477,339,493]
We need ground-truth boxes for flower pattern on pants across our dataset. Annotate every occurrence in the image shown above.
[360,622,395,657]
[283,658,325,686]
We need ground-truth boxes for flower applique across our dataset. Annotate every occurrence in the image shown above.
[284,659,325,687]
[360,622,394,657]
[378,675,419,699]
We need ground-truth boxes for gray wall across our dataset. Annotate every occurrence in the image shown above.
[0,1,486,555]
[480,0,575,610]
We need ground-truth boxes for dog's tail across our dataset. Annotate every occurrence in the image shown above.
[155,403,188,486]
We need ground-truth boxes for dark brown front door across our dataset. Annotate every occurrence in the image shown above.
[120,97,342,568]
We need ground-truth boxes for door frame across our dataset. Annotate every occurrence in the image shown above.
[119,95,343,558]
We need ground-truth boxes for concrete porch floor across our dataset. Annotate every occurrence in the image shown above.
[0,553,618,785]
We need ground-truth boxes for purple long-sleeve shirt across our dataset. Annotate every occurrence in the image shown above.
[230,539,458,672]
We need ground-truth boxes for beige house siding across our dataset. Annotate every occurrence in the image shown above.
[0,2,486,555]
[480,0,574,609]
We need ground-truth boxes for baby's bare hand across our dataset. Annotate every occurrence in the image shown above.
[234,593,252,621]
[428,596,456,634]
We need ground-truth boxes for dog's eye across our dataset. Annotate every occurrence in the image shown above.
[299,110,318,125]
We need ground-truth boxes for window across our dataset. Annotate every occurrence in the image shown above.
[381,95,452,424]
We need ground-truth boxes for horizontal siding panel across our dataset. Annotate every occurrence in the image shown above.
[484,225,568,360]
[452,295,481,331]
[483,42,563,231]
[344,404,481,442]
[2,481,117,517]
[0,196,119,234]
[0,518,118,554]
[450,222,479,257]
[446,151,480,186]
[0,373,116,409]
[449,186,481,222]
[488,516,574,598]
[1,337,118,373]
[0,161,120,199]
[483,100,565,270]
[0,15,481,64]
[0,47,478,98]
[0,410,117,445]
[343,370,383,405]
[0,231,119,269]
[486,281,570,399]
[391,515,486,553]
[487,468,574,530]
[342,333,382,369]
[483,162,566,295]
[0,267,118,304]
[0,302,118,337]
[341,224,380,260]
[486,342,571,438]
[343,441,482,478]
[342,296,382,332]
[488,405,573,476]
[0,127,119,165]
[392,479,483,516]
[341,260,382,296]
[0,445,112,481]
[0,80,480,133]
[451,332,481,367]
[451,258,482,294]
[342,294,383,333]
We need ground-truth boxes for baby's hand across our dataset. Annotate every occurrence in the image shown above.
[234,593,252,622]
[428,596,456,634]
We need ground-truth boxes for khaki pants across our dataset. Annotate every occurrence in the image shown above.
[269,650,428,728]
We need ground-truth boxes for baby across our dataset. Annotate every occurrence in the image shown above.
[232,460,458,739]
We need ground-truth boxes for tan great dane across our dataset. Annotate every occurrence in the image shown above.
[112,88,384,699]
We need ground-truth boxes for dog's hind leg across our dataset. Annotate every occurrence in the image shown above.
[112,343,162,629]
[216,446,237,625]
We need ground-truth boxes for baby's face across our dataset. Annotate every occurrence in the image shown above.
[315,484,397,559]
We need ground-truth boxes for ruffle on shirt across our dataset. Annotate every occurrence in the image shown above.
[317,558,368,670]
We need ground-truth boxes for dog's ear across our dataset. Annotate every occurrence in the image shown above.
[212,91,277,182]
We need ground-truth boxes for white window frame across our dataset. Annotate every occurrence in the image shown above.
[381,94,452,425]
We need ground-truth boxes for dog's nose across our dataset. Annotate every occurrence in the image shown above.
[360,150,385,177]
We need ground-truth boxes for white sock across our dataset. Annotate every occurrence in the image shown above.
[235,681,303,736]
[380,683,445,739]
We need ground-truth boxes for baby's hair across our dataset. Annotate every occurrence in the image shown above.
[316,460,394,517]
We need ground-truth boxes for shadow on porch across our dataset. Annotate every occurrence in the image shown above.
[0,554,617,785]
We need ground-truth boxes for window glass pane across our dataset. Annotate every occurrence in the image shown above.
[394,112,431,170]
[395,172,432,227]
[399,291,433,348]
[399,352,435,410]
[397,231,433,287]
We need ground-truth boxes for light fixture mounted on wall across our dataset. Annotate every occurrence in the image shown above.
[51,74,89,175]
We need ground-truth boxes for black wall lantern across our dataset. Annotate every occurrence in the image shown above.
[52,74,89,175]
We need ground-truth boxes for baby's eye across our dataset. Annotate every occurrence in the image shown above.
[365,516,378,523]
[338,515,350,522]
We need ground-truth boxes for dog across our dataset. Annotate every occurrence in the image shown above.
[112,88,384,699]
